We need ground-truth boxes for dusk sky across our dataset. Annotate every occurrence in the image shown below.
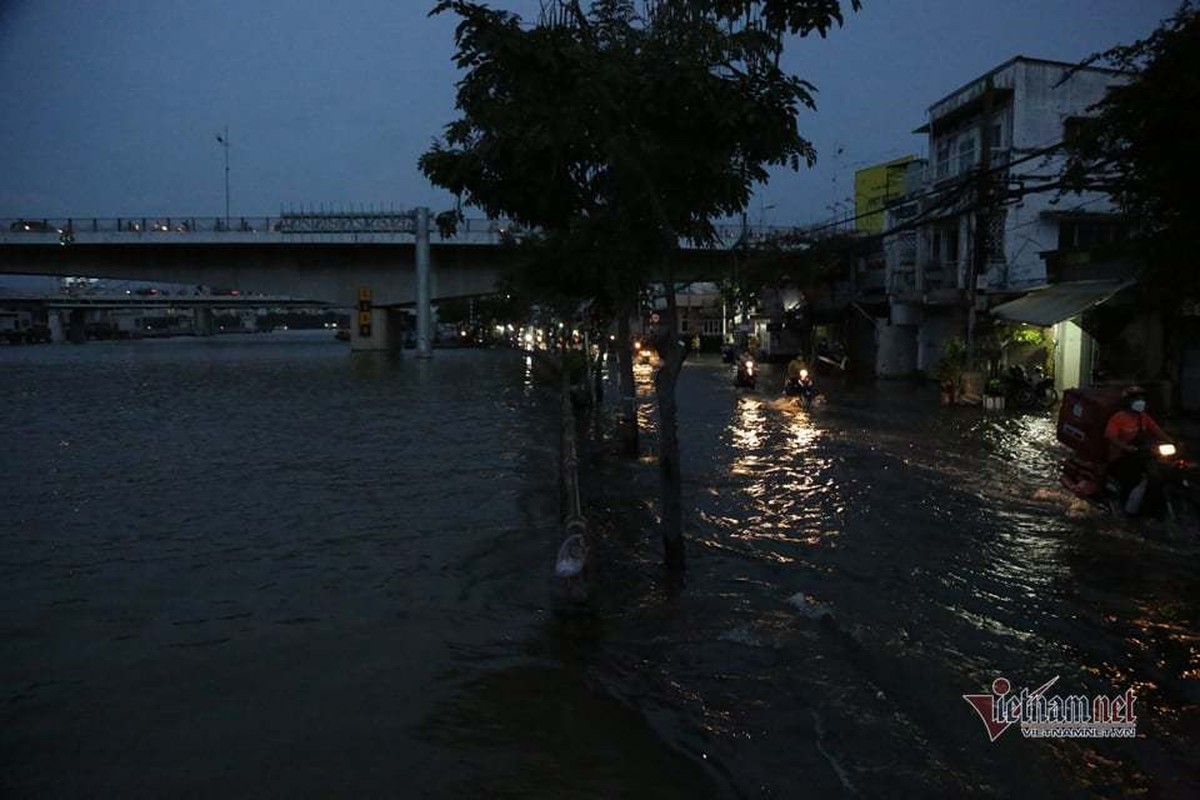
[0,0,1178,230]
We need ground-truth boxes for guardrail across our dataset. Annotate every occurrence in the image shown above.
[3,216,827,249]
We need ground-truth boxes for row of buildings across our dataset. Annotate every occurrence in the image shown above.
[656,55,1195,412]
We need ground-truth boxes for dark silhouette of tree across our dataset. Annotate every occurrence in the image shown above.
[420,0,859,573]
[1060,1,1200,306]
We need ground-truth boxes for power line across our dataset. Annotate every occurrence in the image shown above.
[782,138,1074,242]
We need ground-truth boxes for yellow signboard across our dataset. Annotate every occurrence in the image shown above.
[854,156,918,235]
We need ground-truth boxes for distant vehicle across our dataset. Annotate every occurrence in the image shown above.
[9,219,60,233]
[784,368,819,408]
[734,356,757,389]
[134,288,162,296]
[1003,363,1058,409]
[212,288,241,296]
[632,338,659,366]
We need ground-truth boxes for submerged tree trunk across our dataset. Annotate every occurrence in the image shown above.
[654,282,686,573]
[594,331,606,404]
[616,298,639,458]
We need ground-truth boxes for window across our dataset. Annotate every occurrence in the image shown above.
[1057,220,1129,250]
[987,122,1006,164]
[930,223,960,266]
[1062,116,1089,146]
[935,138,952,179]
[987,211,1006,263]
[988,122,1002,148]
[944,224,960,266]
[957,134,977,174]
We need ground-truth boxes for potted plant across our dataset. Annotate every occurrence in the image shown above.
[936,337,967,405]
[983,376,1006,411]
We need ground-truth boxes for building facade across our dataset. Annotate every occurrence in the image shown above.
[879,56,1129,381]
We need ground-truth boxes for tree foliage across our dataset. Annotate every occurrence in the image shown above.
[420,0,860,571]
[421,0,858,258]
[1061,1,1200,303]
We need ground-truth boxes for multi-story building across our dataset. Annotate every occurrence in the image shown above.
[880,56,1131,381]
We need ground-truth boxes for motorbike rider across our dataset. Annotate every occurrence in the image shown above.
[785,355,809,392]
[786,355,809,382]
[1104,385,1171,515]
[734,349,756,388]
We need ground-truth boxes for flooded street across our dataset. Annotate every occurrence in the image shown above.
[1,336,1196,797]
[586,355,1199,798]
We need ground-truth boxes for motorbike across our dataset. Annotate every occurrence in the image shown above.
[1060,440,1200,537]
[784,368,818,408]
[734,356,757,389]
[1004,364,1058,409]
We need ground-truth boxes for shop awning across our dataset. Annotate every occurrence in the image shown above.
[989,280,1134,327]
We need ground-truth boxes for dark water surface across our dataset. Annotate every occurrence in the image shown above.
[0,334,706,797]
[1,335,1197,797]
[586,357,1199,799]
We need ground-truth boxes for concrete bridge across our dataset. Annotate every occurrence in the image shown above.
[0,210,801,351]
[0,292,335,344]
[0,210,512,353]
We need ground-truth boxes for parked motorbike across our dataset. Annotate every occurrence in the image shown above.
[1004,364,1058,409]
[734,356,757,389]
[784,368,818,408]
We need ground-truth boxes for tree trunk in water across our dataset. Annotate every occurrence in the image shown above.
[594,334,606,404]
[616,301,638,458]
[654,339,686,572]
[655,284,686,573]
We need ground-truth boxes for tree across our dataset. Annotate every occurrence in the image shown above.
[1060,1,1200,305]
[420,0,859,573]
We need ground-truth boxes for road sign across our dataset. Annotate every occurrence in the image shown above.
[358,287,372,337]
[355,287,369,338]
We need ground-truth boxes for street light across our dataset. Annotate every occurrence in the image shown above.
[758,201,776,230]
[215,126,230,228]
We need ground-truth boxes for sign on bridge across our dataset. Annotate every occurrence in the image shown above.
[274,212,418,235]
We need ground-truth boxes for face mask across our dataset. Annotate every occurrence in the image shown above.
[1131,400,1147,413]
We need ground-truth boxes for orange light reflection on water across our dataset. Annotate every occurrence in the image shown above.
[721,395,842,557]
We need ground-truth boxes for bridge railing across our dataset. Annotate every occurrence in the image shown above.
[3,216,819,249]
[2,215,530,244]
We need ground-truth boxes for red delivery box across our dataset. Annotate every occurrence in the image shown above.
[1056,386,1125,462]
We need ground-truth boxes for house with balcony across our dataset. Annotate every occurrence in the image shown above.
[879,56,1131,383]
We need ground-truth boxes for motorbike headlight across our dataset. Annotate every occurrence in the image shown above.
[799,369,809,379]
[1157,443,1177,457]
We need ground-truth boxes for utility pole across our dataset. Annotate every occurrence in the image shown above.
[415,206,432,359]
[215,126,230,228]
[966,79,994,372]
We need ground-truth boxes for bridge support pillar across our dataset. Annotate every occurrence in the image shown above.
[48,311,66,343]
[67,308,87,344]
[350,308,406,352]
[415,206,433,359]
[194,307,215,336]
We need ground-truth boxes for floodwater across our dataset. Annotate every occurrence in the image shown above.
[1,334,1196,798]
